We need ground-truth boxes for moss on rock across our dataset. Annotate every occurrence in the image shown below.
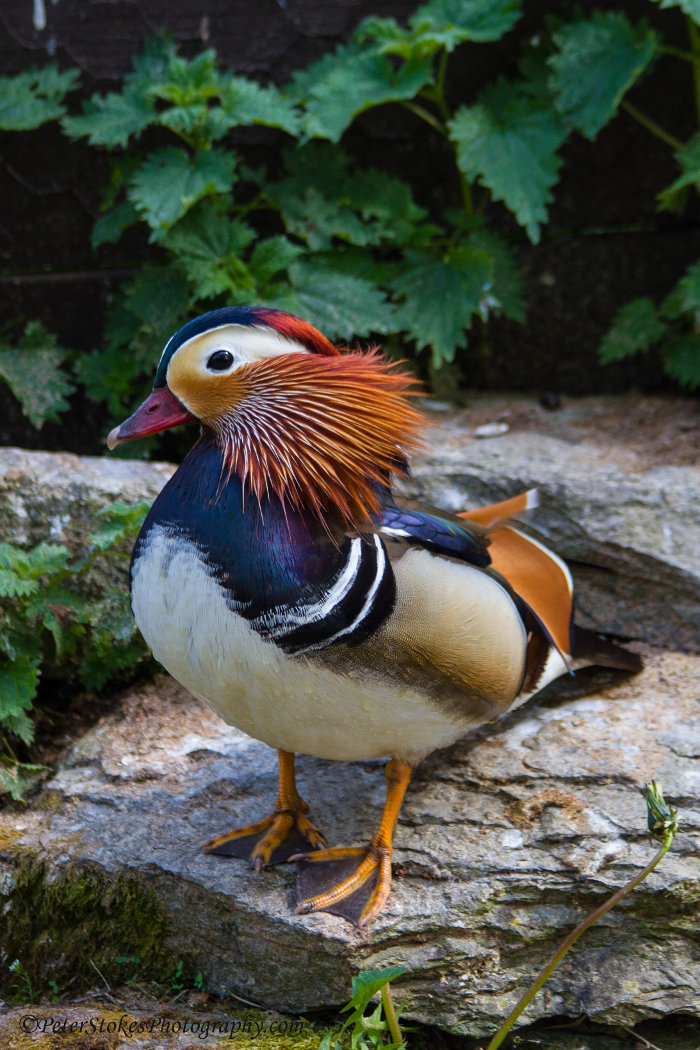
[1,859,188,999]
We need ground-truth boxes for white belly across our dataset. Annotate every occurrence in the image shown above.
[130,527,469,764]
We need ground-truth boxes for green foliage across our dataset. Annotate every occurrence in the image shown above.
[0,322,75,428]
[0,66,79,130]
[319,967,407,1049]
[3,0,700,427]
[53,20,557,412]
[548,12,657,140]
[544,5,700,386]
[600,263,700,390]
[449,78,568,243]
[0,501,152,789]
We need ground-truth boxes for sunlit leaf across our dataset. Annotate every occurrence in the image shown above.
[449,78,567,242]
[0,322,74,428]
[291,41,433,142]
[220,77,301,135]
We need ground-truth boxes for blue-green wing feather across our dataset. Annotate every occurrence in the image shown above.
[378,507,491,567]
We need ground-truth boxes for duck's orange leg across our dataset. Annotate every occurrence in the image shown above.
[292,758,412,926]
[202,749,326,869]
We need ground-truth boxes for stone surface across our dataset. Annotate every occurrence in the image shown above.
[1,649,698,1038]
[1,400,699,1037]
[0,446,172,550]
[0,446,173,613]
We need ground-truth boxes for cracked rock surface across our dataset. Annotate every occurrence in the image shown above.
[1,649,698,1036]
[0,396,699,1037]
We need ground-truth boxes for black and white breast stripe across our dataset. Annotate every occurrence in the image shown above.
[249,534,396,655]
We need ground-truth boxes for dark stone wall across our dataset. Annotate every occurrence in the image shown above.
[0,1,697,451]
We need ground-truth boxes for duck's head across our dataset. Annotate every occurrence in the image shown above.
[107,306,426,527]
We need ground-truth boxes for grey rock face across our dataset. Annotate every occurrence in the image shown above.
[0,402,699,1036]
[1,652,699,1037]
[0,446,172,549]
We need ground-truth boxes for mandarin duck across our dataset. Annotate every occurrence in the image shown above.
[107,306,640,926]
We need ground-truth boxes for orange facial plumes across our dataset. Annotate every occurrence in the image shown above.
[211,350,427,528]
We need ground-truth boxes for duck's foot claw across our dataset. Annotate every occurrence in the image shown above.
[202,810,326,868]
[293,845,391,926]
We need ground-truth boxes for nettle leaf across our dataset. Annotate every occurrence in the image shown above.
[127,148,237,237]
[599,298,667,363]
[63,37,178,146]
[390,246,493,364]
[449,78,567,243]
[282,187,385,251]
[220,78,301,135]
[409,0,522,49]
[157,103,233,144]
[0,66,79,130]
[0,321,74,429]
[249,237,303,285]
[129,35,178,88]
[549,13,658,140]
[149,47,220,106]
[0,656,40,743]
[290,261,395,340]
[163,201,257,299]
[275,143,432,250]
[123,268,191,337]
[363,0,521,60]
[662,334,700,389]
[291,41,433,143]
[62,86,155,147]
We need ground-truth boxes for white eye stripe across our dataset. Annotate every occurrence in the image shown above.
[166,324,312,373]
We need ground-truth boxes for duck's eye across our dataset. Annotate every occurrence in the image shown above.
[206,350,235,372]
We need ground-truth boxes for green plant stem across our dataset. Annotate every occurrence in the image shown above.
[620,99,682,151]
[400,99,446,137]
[687,15,700,128]
[657,43,700,64]
[402,95,475,214]
[381,982,404,1046]
[485,831,675,1050]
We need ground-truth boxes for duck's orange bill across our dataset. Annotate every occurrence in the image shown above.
[107,388,195,449]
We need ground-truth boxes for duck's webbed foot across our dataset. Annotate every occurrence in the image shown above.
[202,750,326,869]
[291,758,412,926]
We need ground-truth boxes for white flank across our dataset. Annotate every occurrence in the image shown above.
[130,527,468,764]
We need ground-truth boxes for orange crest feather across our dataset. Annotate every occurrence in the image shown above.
[213,350,427,528]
